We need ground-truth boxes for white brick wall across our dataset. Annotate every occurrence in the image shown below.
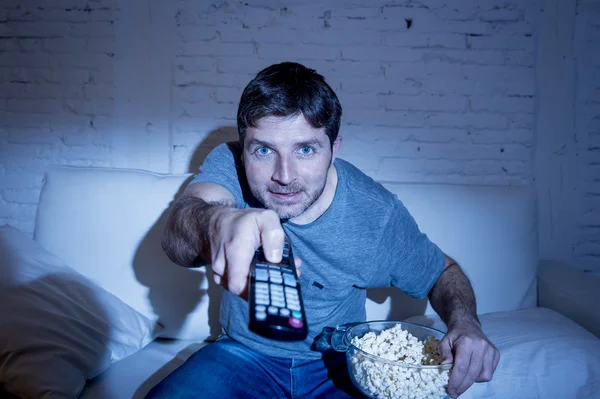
[574,0,600,271]
[0,0,597,271]
[0,1,118,234]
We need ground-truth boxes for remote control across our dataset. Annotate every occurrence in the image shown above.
[248,238,308,341]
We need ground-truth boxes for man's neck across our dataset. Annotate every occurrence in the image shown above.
[289,163,338,225]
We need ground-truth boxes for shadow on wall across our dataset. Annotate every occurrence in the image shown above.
[131,126,238,340]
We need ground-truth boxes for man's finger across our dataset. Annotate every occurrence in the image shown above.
[456,346,483,397]
[447,341,471,398]
[439,336,454,364]
[294,257,302,276]
[476,346,497,382]
[257,211,284,263]
[224,240,255,296]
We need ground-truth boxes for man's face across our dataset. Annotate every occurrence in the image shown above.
[242,114,341,220]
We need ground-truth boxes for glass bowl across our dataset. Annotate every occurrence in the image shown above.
[331,321,452,399]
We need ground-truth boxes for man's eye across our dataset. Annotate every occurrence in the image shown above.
[299,146,314,155]
[256,147,271,156]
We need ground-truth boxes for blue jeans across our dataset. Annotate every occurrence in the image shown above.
[145,336,366,399]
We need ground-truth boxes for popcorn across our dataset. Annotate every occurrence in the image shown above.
[349,324,450,399]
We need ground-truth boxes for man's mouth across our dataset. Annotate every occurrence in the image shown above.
[269,190,301,201]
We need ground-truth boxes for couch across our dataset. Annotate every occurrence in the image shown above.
[1,164,599,399]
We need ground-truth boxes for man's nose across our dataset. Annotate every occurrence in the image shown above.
[272,155,296,185]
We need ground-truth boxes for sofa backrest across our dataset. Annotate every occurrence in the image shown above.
[34,166,538,340]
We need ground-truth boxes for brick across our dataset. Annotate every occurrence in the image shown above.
[56,53,114,69]
[41,9,90,23]
[0,37,41,53]
[177,26,219,41]
[53,68,93,84]
[426,112,510,130]
[421,49,506,65]
[1,21,70,37]
[174,85,213,103]
[178,41,255,57]
[0,112,52,128]
[7,127,56,144]
[179,100,237,119]
[301,29,383,46]
[216,58,271,74]
[69,21,115,38]
[504,50,534,67]
[0,202,37,220]
[0,53,59,67]
[384,32,465,49]
[258,43,340,61]
[58,143,112,160]
[341,75,422,95]
[2,188,41,204]
[478,8,524,22]
[342,46,421,62]
[7,98,62,114]
[83,83,114,100]
[175,70,254,88]
[469,129,533,145]
[469,96,534,114]
[176,57,217,72]
[1,171,45,189]
[63,99,113,115]
[468,34,534,51]
[384,94,468,112]
[214,87,242,104]
[337,92,382,110]
[433,6,478,21]
[86,37,115,54]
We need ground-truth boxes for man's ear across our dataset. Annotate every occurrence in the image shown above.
[331,136,343,164]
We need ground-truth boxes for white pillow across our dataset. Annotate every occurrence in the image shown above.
[405,307,600,398]
[0,225,159,398]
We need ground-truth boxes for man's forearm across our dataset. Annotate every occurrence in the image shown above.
[428,260,480,327]
[161,194,232,267]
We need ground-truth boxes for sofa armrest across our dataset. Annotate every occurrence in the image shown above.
[538,259,600,338]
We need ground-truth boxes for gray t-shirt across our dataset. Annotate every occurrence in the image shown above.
[189,142,446,359]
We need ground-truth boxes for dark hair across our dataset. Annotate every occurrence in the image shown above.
[237,62,342,147]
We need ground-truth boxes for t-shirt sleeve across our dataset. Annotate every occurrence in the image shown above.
[374,200,446,299]
[187,142,245,207]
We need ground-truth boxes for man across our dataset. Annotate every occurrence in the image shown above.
[149,62,499,398]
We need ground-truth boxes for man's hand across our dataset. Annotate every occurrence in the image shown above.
[439,317,500,398]
[208,207,301,298]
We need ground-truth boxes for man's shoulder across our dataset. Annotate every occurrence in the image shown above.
[335,158,397,207]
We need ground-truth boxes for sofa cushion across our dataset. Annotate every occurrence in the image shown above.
[406,307,600,399]
[33,166,221,341]
[0,225,157,398]
[366,182,538,320]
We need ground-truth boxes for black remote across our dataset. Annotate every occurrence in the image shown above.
[248,238,308,341]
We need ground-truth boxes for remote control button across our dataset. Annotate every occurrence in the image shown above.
[285,287,298,297]
[256,305,266,312]
[256,282,269,290]
[256,273,269,282]
[287,301,301,311]
[267,306,279,315]
[256,296,269,305]
[282,247,290,257]
[289,318,303,329]
[272,299,285,308]
[270,277,283,284]
[256,311,267,321]
[283,275,297,286]
[292,310,302,319]
[271,292,285,301]
[271,285,284,294]
[281,268,293,274]
[280,308,291,317]
[256,263,269,269]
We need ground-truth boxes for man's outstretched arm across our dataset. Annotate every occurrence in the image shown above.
[427,256,500,399]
